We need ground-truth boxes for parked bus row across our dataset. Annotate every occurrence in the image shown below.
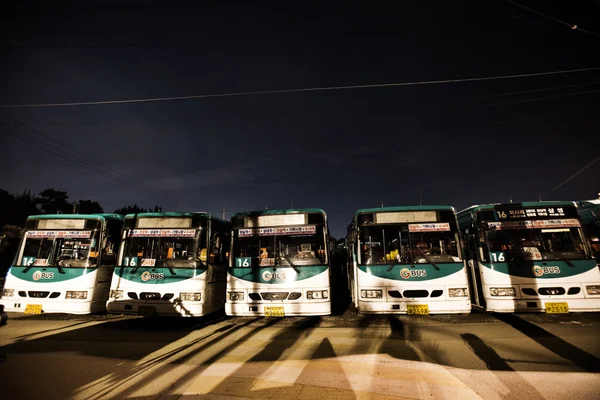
[0,200,599,317]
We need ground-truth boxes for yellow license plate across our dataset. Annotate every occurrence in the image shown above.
[25,304,43,315]
[138,306,156,316]
[407,304,429,315]
[264,306,285,317]
[545,302,569,314]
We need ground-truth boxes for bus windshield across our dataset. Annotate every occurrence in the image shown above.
[20,231,100,268]
[485,226,587,261]
[232,226,327,267]
[359,224,461,265]
[122,230,206,268]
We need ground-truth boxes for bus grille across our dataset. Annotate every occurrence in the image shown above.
[28,291,50,298]
[249,293,261,301]
[538,287,565,296]
[139,292,162,300]
[261,292,289,300]
[402,290,429,298]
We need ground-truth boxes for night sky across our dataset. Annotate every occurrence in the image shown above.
[1,0,599,238]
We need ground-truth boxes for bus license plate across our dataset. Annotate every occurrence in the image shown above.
[138,306,156,316]
[25,304,43,315]
[264,306,284,317]
[545,302,568,314]
[407,304,429,315]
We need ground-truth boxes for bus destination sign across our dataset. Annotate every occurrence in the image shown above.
[482,205,579,221]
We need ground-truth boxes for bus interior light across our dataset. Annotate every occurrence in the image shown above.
[66,291,88,299]
[448,288,468,297]
[490,287,516,297]
[180,292,202,301]
[110,290,124,299]
[586,285,600,295]
[360,290,383,299]
[228,291,244,301]
[3,288,14,297]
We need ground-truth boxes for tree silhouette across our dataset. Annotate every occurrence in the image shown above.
[77,199,103,214]
[34,188,71,214]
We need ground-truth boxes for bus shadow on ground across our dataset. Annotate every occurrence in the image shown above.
[493,312,600,372]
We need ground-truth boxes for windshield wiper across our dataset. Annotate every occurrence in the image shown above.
[387,253,401,272]
[278,242,300,273]
[415,247,440,271]
[545,249,576,268]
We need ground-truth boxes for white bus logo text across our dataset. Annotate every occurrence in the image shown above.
[532,265,561,277]
[141,271,165,281]
[400,268,427,279]
[32,271,54,280]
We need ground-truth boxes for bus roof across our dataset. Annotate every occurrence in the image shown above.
[124,211,227,223]
[578,199,600,208]
[577,200,600,224]
[355,205,455,216]
[232,208,327,218]
[27,214,124,221]
[458,201,577,216]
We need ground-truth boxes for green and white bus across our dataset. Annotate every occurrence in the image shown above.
[458,202,600,313]
[0,214,124,314]
[106,212,230,317]
[577,199,600,262]
[226,208,331,316]
[345,206,470,315]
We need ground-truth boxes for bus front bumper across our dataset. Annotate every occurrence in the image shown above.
[0,298,104,315]
[357,299,471,314]
[225,301,331,316]
[106,299,205,317]
[484,297,600,313]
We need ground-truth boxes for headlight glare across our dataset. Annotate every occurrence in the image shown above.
[180,292,201,301]
[490,287,516,297]
[228,291,244,301]
[586,285,600,295]
[66,291,88,299]
[449,288,468,297]
[360,289,383,299]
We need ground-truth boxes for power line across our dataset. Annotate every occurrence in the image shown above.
[491,103,600,124]
[463,80,600,100]
[505,0,600,39]
[0,112,165,194]
[1,66,600,109]
[447,87,600,112]
[0,119,200,211]
[543,155,600,199]
[3,38,207,49]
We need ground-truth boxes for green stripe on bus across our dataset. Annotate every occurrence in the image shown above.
[10,266,92,283]
[228,265,328,284]
[481,259,596,278]
[358,263,465,281]
[113,266,205,284]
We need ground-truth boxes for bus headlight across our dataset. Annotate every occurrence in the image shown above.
[449,288,468,297]
[66,291,88,299]
[360,290,382,299]
[586,285,600,295]
[490,287,515,297]
[110,290,124,299]
[307,290,328,300]
[228,291,244,301]
[3,288,14,297]
[180,292,201,301]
